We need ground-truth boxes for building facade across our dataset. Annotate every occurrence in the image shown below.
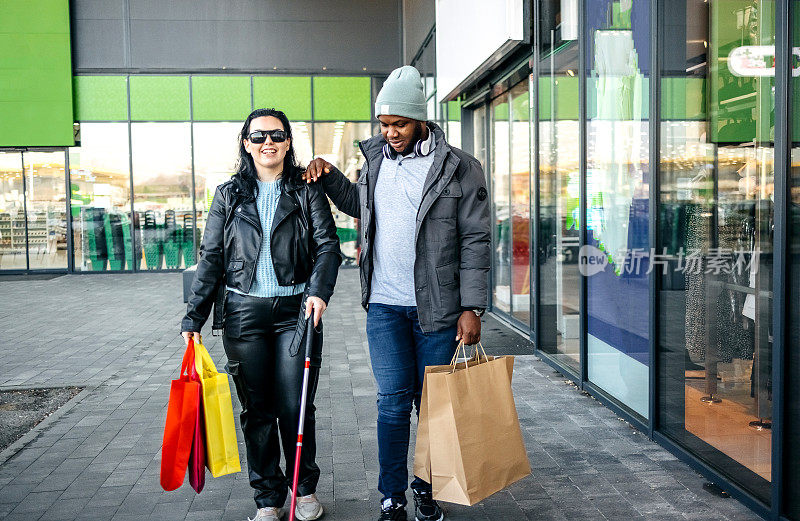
[415,0,799,519]
[0,0,404,272]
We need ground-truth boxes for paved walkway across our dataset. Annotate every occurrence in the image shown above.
[0,269,758,520]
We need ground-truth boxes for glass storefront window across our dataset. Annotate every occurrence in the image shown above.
[445,100,462,149]
[192,122,241,267]
[69,123,133,271]
[492,95,512,313]
[131,123,193,270]
[473,105,488,170]
[313,121,371,263]
[0,150,68,271]
[658,0,775,502]
[585,0,650,418]
[538,1,581,374]
[510,80,532,325]
[0,152,26,270]
[23,152,68,270]
[292,121,313,165]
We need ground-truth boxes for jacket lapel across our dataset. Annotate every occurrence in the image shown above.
[271,189,300,237]
[235,197,262,234]
[415,124,459,235]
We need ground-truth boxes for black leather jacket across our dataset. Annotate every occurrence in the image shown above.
[182,171,341,354]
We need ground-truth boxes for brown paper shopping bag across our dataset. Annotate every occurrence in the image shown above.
[414,343,531,506]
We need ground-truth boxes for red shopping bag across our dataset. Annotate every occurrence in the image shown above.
[188,348,206,493]
[160,340,202,491]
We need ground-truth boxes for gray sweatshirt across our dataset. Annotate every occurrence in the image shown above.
[369,133,436,306]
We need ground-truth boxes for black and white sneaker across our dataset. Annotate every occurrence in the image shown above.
[412,489,444,521]
[379,499,407,521]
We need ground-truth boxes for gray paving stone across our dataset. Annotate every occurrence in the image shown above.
[0,270,762,520]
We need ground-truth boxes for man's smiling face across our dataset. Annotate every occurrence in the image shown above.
[378,115,426,156]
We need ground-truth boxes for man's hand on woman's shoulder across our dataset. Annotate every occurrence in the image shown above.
[303,158,334,183]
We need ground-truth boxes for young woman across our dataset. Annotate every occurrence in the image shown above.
[181,108,341,521]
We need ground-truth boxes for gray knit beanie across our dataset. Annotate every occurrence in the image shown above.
[375,65,427,121]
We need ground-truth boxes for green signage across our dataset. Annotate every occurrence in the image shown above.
[709,0,775,143]
[0,0,74,146]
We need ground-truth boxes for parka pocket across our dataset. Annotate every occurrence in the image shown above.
[435,262,461,314]
[428,181,462,220]
[435,261,459,287]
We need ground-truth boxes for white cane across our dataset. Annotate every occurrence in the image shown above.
[288,315,316,521]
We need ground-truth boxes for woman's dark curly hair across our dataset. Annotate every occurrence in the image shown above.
[234,108,304,198]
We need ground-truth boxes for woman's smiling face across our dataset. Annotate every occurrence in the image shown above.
[244,116,291,172]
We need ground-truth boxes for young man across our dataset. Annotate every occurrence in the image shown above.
[305,65,490,521]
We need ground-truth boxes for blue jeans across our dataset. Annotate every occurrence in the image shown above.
[366,303,458,505]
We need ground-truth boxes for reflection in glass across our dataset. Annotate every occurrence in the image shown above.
[24,152,67,269]
[193,122,241,267]
[510,80,531,325]
[585,0,650,418]
[69,123,133,271]
[131,123,193,270]
[0,152,26,270]
[473,106,488,170]
[292,121,313,166]
[492,95,511,313]
[658,0,774,502]
[446,101,462,149]
[313,122,371,263]
[538,2,581,374]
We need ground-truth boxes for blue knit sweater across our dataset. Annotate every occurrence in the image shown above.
[228,178,306,298]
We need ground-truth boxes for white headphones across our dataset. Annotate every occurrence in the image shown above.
[382,137,432,160]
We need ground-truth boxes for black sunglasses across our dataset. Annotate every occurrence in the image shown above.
[248,129,288,144]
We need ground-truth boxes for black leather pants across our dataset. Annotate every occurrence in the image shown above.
[223,291,320,508]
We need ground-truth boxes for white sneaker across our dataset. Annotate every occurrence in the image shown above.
[295,493,324,520]
[249,506,283,521]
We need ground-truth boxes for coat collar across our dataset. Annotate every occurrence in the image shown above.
[359,121,450,159]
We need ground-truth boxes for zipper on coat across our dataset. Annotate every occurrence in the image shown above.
[235,210,262,292]
[358,141,376,301]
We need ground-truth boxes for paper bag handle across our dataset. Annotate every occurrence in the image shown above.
[474,342,489,363]
[449,340,467,372]
[449,341,491,374]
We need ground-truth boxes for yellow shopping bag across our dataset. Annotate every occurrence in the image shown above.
[194,340,241,477]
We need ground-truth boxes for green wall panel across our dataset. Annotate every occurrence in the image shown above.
[313,76,371,121]
[447,100,461,122]
[73,76,128,121]
[0,0,74,146]
[192,76,252,121]
[129,76,190,121]
[253,76,311,120]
